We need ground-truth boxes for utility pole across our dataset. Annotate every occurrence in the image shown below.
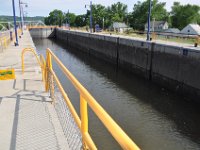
[21,5,24,30]
[20,1,28,30]
[12,0,19,46]
[19,0,23,34]
[85,1,93,33]
[152,18,155,32]
[103,17,105,31]
[67,9,70,28]
[147,0,152,41]
[90,1,93,33]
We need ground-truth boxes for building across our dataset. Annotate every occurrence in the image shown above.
[180,24,200,35]
[164,28,180,34]
[110,22,129,33]
[145,21,168,32]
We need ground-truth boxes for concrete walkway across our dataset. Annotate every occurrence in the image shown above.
[0,31,69,150]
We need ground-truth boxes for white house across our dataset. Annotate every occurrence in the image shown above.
[180,24,200,35]
[145,21,168,32]
[110,22,129,33]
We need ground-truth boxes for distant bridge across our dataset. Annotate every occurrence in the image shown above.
[0,20,46,31]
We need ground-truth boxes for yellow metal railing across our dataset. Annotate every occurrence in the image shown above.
[27,25,59,30]
[0,31,11,50]
[21,48,41,73]
[21,47,140,150]
[0,29,23,51]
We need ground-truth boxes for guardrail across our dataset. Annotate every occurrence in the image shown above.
[0,29,22,52]
[22,47,140,150]
[27,26,69,31]
[0,30,10,52]
[27,26,58,29]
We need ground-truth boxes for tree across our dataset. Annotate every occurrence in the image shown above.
[107,2,128,23]
[171,2,200,29]
[85,4,107,28]
[64,13,76,26]
[44,9,64,26]
[129,0,169,30]
[74,15,87,27]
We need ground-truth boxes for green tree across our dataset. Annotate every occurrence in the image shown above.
[129,0,168,30]
[171,2,200,29]
[74,15,87,27]
[107,2,128,23]
[44,9,64,26]
[86,4,107,28]
[65,13,76,26]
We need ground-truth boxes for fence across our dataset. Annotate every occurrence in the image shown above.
[0,29,22,52]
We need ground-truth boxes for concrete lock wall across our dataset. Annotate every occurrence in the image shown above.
[29,28,55,38]
[55,28,200,101]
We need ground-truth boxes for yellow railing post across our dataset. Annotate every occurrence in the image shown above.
[40,55,46,82]
[46,50,55,104]
[21,48,41,74]
[45,51,50,92]
[80,95,89,149]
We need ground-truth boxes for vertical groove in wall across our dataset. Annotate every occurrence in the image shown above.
[116,37,120,67]
[67,31,69,47]
[149,42,155,81]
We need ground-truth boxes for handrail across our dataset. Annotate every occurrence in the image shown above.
[28,26,59,30]
[21,47,140,149]
[21,48,41,73]
[40,55,46,82]
[0,31,10,50]
[0,29,22,51]
[46,48,140,150]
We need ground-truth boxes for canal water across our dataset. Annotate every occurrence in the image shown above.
[33,38,200,150]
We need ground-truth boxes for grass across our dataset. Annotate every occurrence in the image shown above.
[70,27,199,45]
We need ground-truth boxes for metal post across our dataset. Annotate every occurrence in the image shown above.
[103,17,104,31]
[12,0,19,46]
[21,5,24,30]
[147,0,152,41]
[80,95,88,148]
[68,9,70,28]
[19,0,23,34]
[152,18,155,32]
[90,1,93,33]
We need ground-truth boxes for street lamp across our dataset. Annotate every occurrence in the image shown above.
[19,0,23,33]
[12,0,18,46]
[66,9,70,28]
[85,1,93,33]
[20,1,28,32]
[147,0,152,41]
[103,17,105,31]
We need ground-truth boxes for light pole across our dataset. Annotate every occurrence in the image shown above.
[85,1,93,33]
[67,9,70,28]
[147,0,152,41]
[20,1,28,31]
[12,0,19,46]
[103,17,104,31]
[152,18,155,32]
[19,0,23,34]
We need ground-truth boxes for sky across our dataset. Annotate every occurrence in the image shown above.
[0,0,200,17]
